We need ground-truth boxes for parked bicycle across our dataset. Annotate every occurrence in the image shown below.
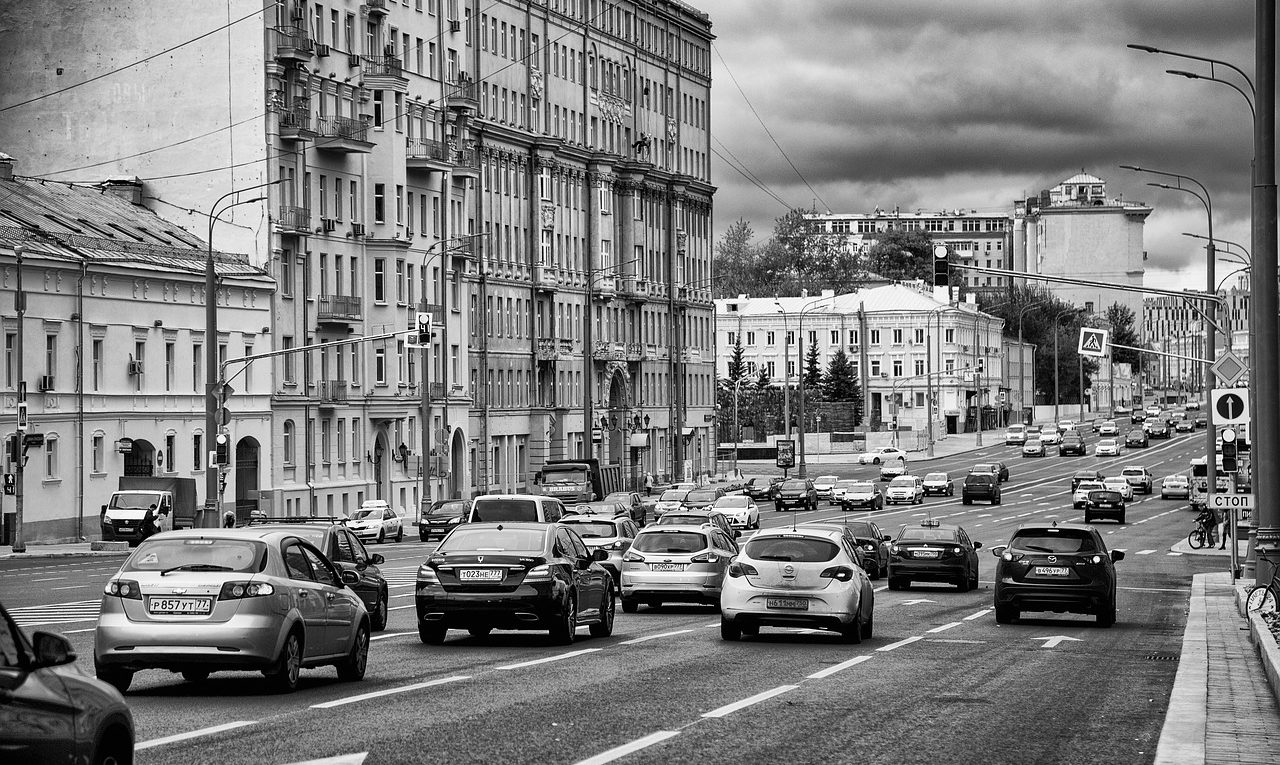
[1187,508,1217,549]
[1246,552,1279,612]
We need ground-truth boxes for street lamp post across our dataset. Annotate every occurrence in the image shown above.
[1050,307,1078,425]
[794,297,833,478]
[773,303,792,471]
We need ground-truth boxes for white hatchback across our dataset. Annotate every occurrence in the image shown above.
[1102,476,1135,501]
[1073,481,1105,509]
[885,475,924,505]
[712,495,760,530]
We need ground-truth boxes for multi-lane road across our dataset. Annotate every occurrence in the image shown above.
[0,431,1225,765]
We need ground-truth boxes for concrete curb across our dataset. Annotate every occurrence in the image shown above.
[1247,608,1280,711]
[1154,573,1207,765]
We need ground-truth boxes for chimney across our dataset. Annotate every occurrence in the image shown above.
[0,152,14,181]
[101,175,143,205]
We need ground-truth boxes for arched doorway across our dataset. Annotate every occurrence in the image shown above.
[234,437,260,523]
[604,373,626,466]
[123,439,156,477]
[449,429,465,499]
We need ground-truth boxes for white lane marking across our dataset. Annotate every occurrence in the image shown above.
[877,636,923,652]
[926,638,986,644]
[388,604,415,611]
[496,648,602,670]
[573,731,682,765]
[620,629,694,645]
[927,622,962,634]
[873,585,888,592]
[136,721,258,750]
[1044,514,1059,518]
[976,514,992,518]
[807,654,873,679]
[1168,552,1184,557]
[51,585,90,590]
[31,577,66,582]
[1032,635,1082,649]
[964,608,993,621]
[311,675,470,709]
[390,593,414,599]
[370,631,416,642]
[701,685,799,718]
[281,752,369,765]
[1137,549,1157,555]
[62,627,96,634]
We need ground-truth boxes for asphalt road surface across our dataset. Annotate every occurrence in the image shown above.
[0,431,1227,765]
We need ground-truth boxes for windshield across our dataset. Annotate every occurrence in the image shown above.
[889,477,916,488]
[715,496,750,508]
[439,526,547,553]
[575,502,620,515]
[428,501,468,517]
[816,476,838,484]
[686,490,719,503]
[1010,530,1098,553]
[109,493,163,510]
[633,531,709,554]
[125,538,265,572]
[844,522,876,538]
[781,481,808,491]
[898,526,959,542]
[1090,491,1123,502]
[848,483,874,493]
[541,468,589,484]
[351,508,382,521]
[836,480,860,489]
[603,493,633,504]
[1076,482,1104,493]
[659,490,689,502]
[559,521,619,539]
[471,499,542,522]
[744,536,839,563]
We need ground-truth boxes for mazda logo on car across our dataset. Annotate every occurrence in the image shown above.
[1047,555,1057,563]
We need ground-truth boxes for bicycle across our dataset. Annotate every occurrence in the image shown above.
[1246,559,1280,613]
[1187,510,1217,550]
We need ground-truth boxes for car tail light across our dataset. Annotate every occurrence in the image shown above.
[218,581,276,600]
[623,550,645,563]
[862,544,876,553]
[525,564,552,581]
[691,551,719,564]
[104,579,142,600]
[417,564,439,583]
[607,540,626,550]
[820,566,855,582]
[728,561,758,577]
[1087,555,1104,565]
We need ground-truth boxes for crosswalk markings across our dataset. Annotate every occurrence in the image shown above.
[8,599,101,627]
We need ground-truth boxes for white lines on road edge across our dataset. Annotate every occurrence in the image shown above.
[701,685,799,718]
[964,608,992,621]
[807,655,873,679]
[311,675,470,709]
[572,731,681,765]
[877,636,923,652]
[620,629,694,645]
[136,721,258,750]
[387,604,416,611]
[927,622,962,634]
[496,648,601,670]
[370,631,416,642]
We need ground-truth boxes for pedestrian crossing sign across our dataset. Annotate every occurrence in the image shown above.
[1078,327,1109,357]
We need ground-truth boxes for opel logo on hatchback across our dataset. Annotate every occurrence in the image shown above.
[784,564,795,575]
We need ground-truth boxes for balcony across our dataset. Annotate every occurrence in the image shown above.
[429,382,446,401]
[406,138,450,173]
[418,300,446,324]
[278,106,315,142]
[277,206,311,235]
[274,25,314,62]
[451,146,479,178]
[680,348,703,363]
[618,276,648,302]
[315,116,374,153]
[537,338,574,362]
[318,379,348,406]
[365,0,388,17]
[626,342,644,362]
[361,55,406,91]
[317,294,362,325]
[533,263,558,292]
[594,274,617,300]
[446,75,480,113]
[593,340,626,361]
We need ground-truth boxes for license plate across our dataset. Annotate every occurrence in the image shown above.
[147,597,212,615]
[913,549,940,558]
[649,563,686,572]
[458,569,504,581]
[1034,566,1070,576]
[767,598,809,610]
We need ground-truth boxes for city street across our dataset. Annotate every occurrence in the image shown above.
[0,432,1225,765]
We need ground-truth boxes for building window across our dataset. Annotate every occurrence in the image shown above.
[337,418,346,463]
[892,329,903,344]
[870,360,881,377]
[45,334,58,378]
[193,433,203,471]
[91,339,103,391]
[133,341,144,392]
[165,342,175,391]
[375,348,387,384]
[192,344,202,392]
[92,434,104,473]
[283,420,295,464]
[321,419,331,464]
[165,433,177,472]
[374,258,386,302]
[892,359,903,377]
[945,328,955,343]
[283,336,295,382]
[44,436,58,479]
[374,183,385,223]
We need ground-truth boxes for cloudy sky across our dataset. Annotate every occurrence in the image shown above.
[695,0,1258,291]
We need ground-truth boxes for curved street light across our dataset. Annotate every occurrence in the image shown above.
[1166,69,1256,118]
[776,295,836,477]
[1127,43,1256,96]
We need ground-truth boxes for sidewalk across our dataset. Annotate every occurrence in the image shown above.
[0,541,131,560]
[737,431,986,470]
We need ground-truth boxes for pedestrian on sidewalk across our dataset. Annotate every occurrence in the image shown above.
[1218,506,1233,550]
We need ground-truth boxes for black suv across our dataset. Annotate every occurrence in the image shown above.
[993,523,1124,627]
[962,473,1002,505]
[888,520,982,591]
[1084,489,1126,524]
[418,499,471,542]
[775,479,818,511]
[1124,429,1149,448]
[1058,432,1086,456]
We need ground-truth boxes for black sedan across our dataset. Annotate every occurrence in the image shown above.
[1124,429,1149,448]
[415,523,614,645]
[887,520,982,591]
[842,519,892,580]
[418,499,471,542]
[255,520,391,631]
[971,462,1010,482]
[1146,421,1171,439]
[743,477,783,501]
[992,523,1123,627]
[1070,469,1105,490]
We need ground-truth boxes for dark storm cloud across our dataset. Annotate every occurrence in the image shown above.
[699,0,1257,288]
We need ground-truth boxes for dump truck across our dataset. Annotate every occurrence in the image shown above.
[100,476,198,544]
[531,459,624,505]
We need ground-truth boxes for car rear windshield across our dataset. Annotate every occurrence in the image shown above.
[844,522,875,538]
[889,477,916,487]
[925,473,948,481]
[657,514,706,526]
[744,536,840,563]
[1010,530,1099,553]
[659,489,689,502]
[125,538,266,573]
[716,496,750,508]
[898,527,959,542]
[848,482,874,492]
[471,499,542,522]
[686,490,719,503]
[559,521,618,539]
[439,527,547,553]
[633,531,709,553]
[1090,491,1124,502]
[817,476,838,484]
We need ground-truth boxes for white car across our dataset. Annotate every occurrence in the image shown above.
[653,489,690,518]
[858,447,907,465]
[1098,420,1119,437]
[813,475,840,500]
[1120,466,1154,494]
[712,495,760,530]
[1073,481,1105,508]
[1102,476,1135,501]
[831,479,860,505]
[1039,429,1062,445]
[1146,404,1163,417]
[885,475,924,505]
[1095,438,1121,456]
[1161,475,1191,499]
[346,500,403,543]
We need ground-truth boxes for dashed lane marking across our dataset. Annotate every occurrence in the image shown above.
[964,609,993,621]
[1136,549,1157,555]
[877,636,923,652]
[496,648,601,670]
[572,731,681,765]
[136,721,258,751]
[807,655,873,679]
[927,622,962,633]
[370,631,416,642]
[701,685,799,718]
[311,675,470,709]
[620,629,694,645]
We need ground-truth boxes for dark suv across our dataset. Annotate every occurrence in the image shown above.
[1058,432,1086,456]
[418,499,470,542]
[1084,489,1126,524]
[775,479,818,512]
[993,523,1124,626]
[962,473,1001,505]
[743,477,782,501]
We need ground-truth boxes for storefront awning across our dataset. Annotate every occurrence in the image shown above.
[629,433,650,448]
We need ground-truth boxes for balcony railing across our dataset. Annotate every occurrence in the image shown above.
[453,147,479,170]
[317,294,361,322]
[315,116,373,152]
[626,342,644,361]
[365,0,388,15]
[446,75,480,111]
[406,138,449,162]
[418,300,446,324]
[538,338,574,361]
[361,55,403,79]
[429,382,446,401]
[275,25,314,60]
[279,107,313,140]
[277,205,311,233]
[318,379,348,404]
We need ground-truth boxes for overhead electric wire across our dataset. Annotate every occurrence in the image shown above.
[712,41,829,212]
[710,140,792,210]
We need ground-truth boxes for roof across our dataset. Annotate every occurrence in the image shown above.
[719,283,1001,322]
[0,175,270,281]
[1060,172,1106,185]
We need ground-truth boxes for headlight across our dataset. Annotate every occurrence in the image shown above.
[890,545,901,554]
[863,544,876,552]
[101,512,114,523]
[448,517,463,524]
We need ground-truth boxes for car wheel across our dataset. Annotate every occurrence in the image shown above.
[418,623,447,645]
[995,604,1018,624]
[336,622,369,682]
[94,662,134,694]
[1084,514,1093,524]
[872,457,881,464]
[419,531,428,542]
[181,669,210,683]
[957,573,971,592]
[993,496,1001,505]
[962,498,972,505]
[1119,513,1126,524]
[860,602,874,640]
[396,527,404,542]
[1098,599,1116,628]
[376,529,386,544]
[621,598,639,614]
[265,630,303,693]
[589,586,616,637]
[370,589,388,632]
[741,622,760,638]
[92,728,132,765]
[888,577,905,591]
[549,595,578,645]
[721,616,742,641]
[467,626,493,638]
[841,606,864,644]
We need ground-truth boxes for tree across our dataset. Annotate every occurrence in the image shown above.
[753,366,772,390]
[822,349,859,400]
[863,228,935,282]
[726,339,748,385]
[803,338,822,389]
[1104,302,1140,368]
[712,219,760,298]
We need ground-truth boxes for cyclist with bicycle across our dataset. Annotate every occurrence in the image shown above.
[1190,507,1217,549]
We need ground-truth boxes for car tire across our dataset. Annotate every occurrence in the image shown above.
[995,604,1018,624]
[957,573,971,592]
[841,606,864,644]
[94,662,133,694]
[396,527,404,542]
[336,622,369,682]
[621,597,639,614]
[419,531,428,542]
[1119,513,1126,524]
[1084,514,1093,523]
[969,570,979,590]
[265,630,303,693]
[376,529,386,544]
[418,623,447,645]
[370,589,388,632]
[720,616,742,641]
[962,498,972,505]
[872,457,881,464]
[1098,599,1116,628]
[888,577,906,591]
[181,669,210,683]
[549,595,578,645]
[993,497,1001,505]
[589,586,616,638]
[92,728,132,765]
[741,622,760,638]
[860,603,874,640]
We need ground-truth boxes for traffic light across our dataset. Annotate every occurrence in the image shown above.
[1222,429,1238,473]
[4,434,16,465]
[932,244,950,287]
[17,401,27,432]
[214,432,231,467]
[210,382,234,428]
[414,312,433,345]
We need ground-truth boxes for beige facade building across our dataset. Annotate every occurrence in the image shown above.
[0,0,716,519]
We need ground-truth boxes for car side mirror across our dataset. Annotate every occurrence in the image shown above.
[370,553,385,565]
[991,545,1007,557]
[592,548,609,562]
[734,530,741,539]
[881,535,892,542]
[340,570,361,585]
[32,631,76,668]
[1111,550,1125,562]
[973,541,983,550]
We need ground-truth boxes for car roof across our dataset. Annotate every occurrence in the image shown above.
[476,494,557,502]
[1122,465,1147,471]
[561,515,627,526]
[753,527,846,542]
[147,528,308,543]
[457,522,553,531]
[639,524,713,534]
[1011,522,1098,534]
